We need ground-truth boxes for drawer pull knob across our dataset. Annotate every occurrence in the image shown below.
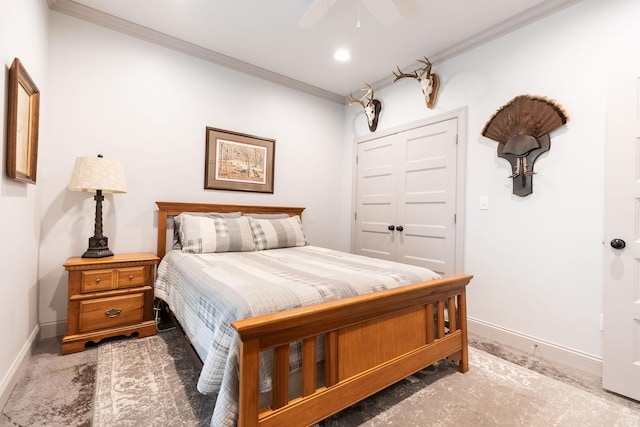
[95,278,101,283]
[129,275,134,280]
[105,308,122,318]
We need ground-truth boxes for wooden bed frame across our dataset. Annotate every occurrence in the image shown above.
[155,201,473,427]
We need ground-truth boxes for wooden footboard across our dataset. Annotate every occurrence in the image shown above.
[232,274,472,427]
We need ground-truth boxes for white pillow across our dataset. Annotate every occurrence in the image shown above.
[248,215,307,250]
[178,214,255,253]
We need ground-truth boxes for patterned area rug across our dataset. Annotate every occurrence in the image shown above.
[92,330,640,427]
[93,330,215,426]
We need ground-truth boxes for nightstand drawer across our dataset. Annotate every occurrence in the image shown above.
[79,266,148,293]
[81,269,114,292]
[117,266,147,289]
[78,293,144,333]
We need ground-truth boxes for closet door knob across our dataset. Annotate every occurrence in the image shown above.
[396,225,404,232]
[388,225,395,231]
[610,238,626,250]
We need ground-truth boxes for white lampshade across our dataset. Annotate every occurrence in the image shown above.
[68,156,127,193]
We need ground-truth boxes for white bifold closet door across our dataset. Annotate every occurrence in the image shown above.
[354,117,458,277]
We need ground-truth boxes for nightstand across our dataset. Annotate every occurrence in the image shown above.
[62,252,159,354]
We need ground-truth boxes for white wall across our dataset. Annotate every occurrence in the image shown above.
[37,12,349,336]
[345,0,639,368]
[0,0,49,408]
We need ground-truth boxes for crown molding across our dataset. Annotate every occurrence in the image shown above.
[49,0,581,105]
[369,0,583,94]
[47,0,346,104]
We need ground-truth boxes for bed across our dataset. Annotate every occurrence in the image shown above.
[154,201,473,427]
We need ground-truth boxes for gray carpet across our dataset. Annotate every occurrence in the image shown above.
[2,330,639,426]
[322,349,640,426]
[0,337,96,426]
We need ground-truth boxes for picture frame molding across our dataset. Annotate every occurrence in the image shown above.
[6,58,40,184]
[204,126,275,193]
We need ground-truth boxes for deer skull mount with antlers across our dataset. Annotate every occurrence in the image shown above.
[348,84,382,132]
[393,57,440,109]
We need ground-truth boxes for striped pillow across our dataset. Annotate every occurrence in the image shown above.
[173,211,241,249]
[178,214,255,253]
[249,215,307,250]
[242,213,290,219]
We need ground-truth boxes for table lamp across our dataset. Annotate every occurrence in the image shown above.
[68,154,127,258]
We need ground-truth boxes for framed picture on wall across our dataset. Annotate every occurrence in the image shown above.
[6,58,40,184]
[205,127,275,193]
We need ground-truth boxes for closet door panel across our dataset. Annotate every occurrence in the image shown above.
[354,137,397,260]
[396,119,458,276]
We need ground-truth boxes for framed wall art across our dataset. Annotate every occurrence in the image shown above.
[6,58,40,184]
[205,127,275,193]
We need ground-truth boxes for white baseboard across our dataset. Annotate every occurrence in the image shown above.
[0,325,40,411]
[39,320,66,339]
[468,317,602,377]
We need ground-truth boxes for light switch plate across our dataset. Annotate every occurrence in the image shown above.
[479,196,489,210]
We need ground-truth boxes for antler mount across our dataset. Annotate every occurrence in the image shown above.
[392,56,440,109]
[348,83,382,132]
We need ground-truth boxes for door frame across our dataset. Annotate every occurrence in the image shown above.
[350,107,468,275]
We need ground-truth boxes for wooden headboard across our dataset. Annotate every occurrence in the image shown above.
[155,201,305,259]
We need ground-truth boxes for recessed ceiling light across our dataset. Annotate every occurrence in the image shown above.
[334,48,351,62]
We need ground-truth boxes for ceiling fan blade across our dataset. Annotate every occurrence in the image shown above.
[362,0,402,26]
[394,0,420,16]
[298,0,337,27]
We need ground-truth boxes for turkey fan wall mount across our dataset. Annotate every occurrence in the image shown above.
[482,95,569,197]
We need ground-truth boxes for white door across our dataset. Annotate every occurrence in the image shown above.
[603,66,640,401]
[354,135,398,261]
[354,117,459,276]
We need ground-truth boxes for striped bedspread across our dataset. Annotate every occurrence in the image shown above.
[154,245,440,426]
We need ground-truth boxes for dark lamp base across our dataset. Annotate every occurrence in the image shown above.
[82,236,114,258]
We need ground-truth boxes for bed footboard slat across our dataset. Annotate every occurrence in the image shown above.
[448,296,457,332]
[272,344,290,409]
[324,331,338,387]
[457,291,469,373]
[437,300,446,338]
[238,339,261,426]
[302,337,317,397]
[425,302,435,344]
